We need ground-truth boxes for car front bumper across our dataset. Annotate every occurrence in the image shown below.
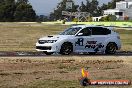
[36,42,60,52]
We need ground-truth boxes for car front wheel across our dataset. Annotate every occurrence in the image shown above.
[60,42,73,55]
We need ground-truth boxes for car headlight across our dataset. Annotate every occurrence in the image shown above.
[38,40,57,44]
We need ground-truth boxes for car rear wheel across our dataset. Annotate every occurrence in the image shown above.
[105,43,117,54]
[60,42,73,55]
[43,52,53,55]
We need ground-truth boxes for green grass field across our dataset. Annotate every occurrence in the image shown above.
[0,22,131,51]
[43,21,132,27]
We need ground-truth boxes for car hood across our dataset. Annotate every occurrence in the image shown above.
[39,35,74,40]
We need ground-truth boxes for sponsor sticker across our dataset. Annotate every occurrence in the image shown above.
[79,68,131,86]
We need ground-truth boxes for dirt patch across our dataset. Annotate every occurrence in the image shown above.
[0,56,132,88]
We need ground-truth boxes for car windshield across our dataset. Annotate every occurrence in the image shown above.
[60,27,82,35]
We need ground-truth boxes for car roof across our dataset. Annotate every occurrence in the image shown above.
[72,25,94,28]
[72,25,114,30]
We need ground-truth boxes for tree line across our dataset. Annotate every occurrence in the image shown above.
[0,0,124,22]
[49,0,123,21]
[0,0,36,22]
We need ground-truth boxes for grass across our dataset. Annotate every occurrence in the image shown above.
[115,29,132,50]
[19,80,132,88]
[0,56,131,88]
[20,80,80,88]
[0,22,131,88]
[0,22,131,51]
[0,23,70,51]
[42,21,132,27]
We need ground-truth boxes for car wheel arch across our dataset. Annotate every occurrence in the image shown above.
[61,42,73,48]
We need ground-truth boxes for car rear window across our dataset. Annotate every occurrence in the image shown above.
[90,27,111,35]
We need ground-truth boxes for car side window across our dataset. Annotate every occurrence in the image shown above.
[78,27,91,36]
[103,28,111,35]
[91,27,111,35]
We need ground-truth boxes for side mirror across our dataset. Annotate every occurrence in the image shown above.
[77,33,83,36]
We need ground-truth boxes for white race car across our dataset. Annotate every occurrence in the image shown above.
[36,25,121,55]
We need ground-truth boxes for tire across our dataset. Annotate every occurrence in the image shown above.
[60,42,73,55]
[88,52,96,55]
[105,43,117,54]
[44,52,53,55]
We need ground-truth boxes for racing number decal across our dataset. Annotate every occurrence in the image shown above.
[75,39,104,51]
[75,38,84,46]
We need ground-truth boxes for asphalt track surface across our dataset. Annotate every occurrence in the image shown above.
[0,51,132,57]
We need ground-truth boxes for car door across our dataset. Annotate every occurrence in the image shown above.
[89,27,111,52]
[74,27,93,52]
